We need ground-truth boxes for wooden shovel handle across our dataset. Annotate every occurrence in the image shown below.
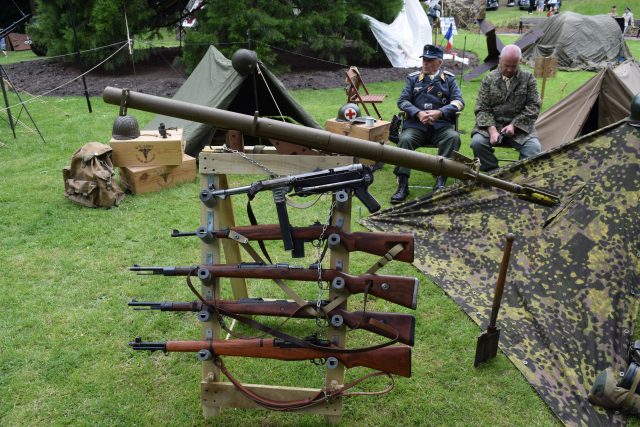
[488,233,515,329]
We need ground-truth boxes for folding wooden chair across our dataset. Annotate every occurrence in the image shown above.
[345,66,386,119]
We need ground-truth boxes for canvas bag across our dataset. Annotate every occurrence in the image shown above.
[63,142,125,208]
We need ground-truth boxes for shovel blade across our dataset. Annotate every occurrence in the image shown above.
[474,327,500,367]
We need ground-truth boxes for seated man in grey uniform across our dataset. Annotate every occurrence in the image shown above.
[391,44,464,204]
[470,44,541,172]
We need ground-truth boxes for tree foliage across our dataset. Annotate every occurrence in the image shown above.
[27,0,175,69]
[182,0,403,73]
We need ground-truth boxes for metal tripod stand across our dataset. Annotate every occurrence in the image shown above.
[0,63,46,143]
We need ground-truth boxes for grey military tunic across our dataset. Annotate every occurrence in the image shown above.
[394,69,464,177]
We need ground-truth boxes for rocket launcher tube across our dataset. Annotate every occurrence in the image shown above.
[103,87,560,207]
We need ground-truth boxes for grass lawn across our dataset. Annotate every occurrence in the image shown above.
[0,20,638,427]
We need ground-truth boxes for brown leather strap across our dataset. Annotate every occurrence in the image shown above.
[214,357,394,411]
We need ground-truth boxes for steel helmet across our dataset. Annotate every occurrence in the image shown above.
[231,49,258,76]
[629,92,640,127]
[336,103,361,122]
[111,89,141,140]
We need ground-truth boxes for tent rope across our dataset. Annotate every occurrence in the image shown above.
[255,63,285,122]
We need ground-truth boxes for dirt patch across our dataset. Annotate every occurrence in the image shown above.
[2,47,478,97]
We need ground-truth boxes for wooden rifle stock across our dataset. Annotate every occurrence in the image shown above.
[216,224,414,262]
[161,338,412,377]
[132,263,419,309]
[129,298,415,345]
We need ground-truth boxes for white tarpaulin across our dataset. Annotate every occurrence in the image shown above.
[363,0,432,68]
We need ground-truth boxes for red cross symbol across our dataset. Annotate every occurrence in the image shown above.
[345,107,357,120]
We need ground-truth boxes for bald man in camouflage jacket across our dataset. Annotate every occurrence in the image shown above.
[471,44,541,172]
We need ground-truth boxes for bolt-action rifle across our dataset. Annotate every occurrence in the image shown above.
[129,336,412,377]
[171,223,414,262]
[129,297,416,345]
[131,263,419,309]
[199,164,380,254]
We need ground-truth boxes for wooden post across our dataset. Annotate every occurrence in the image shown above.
[534,56,557,110]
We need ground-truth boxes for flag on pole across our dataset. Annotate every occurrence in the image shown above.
[444,23,453,52]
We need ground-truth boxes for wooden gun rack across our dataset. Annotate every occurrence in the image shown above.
[198,144,359,422]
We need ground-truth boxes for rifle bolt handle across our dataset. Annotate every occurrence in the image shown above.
[197,349,213,361]
[330,314,344,327]
[381,283,390,291]
[331,277,345,290]
[326,357,339,370]
[198,310,211,322]
[327,233,341,249]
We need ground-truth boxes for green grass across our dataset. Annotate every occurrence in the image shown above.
[1,33,639,427]
[484,0,640,27]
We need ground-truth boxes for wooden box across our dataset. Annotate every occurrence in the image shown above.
[324,118,390,143]
[110,129,185,167]
[119,153,196,194]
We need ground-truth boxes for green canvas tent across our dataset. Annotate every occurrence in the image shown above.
[364,119,640,425]
[145,45,321,156]
[535,60,640,151]
[522,12,632,70]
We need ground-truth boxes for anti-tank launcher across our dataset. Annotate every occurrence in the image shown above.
[102,87,561,207]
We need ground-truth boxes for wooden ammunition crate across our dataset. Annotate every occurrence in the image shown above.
[119,153,196,194]
[110,129,185,167]
[324,118,390,143]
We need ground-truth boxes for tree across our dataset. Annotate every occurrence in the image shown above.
[182,0,402,73]
[27,0,180,69]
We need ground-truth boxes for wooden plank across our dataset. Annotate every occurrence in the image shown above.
[214,174,248,299]
[200,173,222,417]
[201,382,342,415]
[199,153,354,175]
[323,194,350,424]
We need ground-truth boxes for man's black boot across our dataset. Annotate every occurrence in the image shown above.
[434,175,447,190]
[390,174,409,204]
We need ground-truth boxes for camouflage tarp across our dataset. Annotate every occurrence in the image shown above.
[363,120,640,425]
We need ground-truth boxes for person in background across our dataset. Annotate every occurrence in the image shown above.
[623,7,634,34]
[0,33,7,57]
[536,0,545,14]
[390,44,464,204]
[470,45,541,172]
[610,5,618,16]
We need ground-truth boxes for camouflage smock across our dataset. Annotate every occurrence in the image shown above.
[473,68,541,145]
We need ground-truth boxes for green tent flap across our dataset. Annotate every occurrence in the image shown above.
[364,120,640,425]
[145,45,321,156]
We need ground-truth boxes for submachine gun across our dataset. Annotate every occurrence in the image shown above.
[102,87,561,208]
[199,163,380,254]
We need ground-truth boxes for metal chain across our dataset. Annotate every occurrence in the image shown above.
[221,144,278,178]
[314,198,337,329]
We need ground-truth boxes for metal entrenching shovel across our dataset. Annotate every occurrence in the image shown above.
[474,233,515,367]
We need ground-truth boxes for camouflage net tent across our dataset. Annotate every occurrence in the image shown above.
[145,45,321,156]
[363,120,640,425]
[536,60,640,152]
[522,12,632,70]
